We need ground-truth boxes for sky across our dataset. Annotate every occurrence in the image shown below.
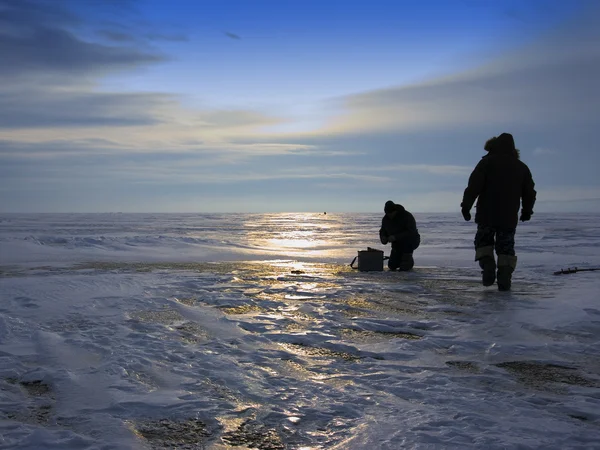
[0,0,599,213]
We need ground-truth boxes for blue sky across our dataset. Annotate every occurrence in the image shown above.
[0,0,598,213]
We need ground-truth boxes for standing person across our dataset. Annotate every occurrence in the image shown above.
[380,201,421,271]
[461,133,536,291]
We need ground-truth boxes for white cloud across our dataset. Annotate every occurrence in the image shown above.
[383,164,471,176]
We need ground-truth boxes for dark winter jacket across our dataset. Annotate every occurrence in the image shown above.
[461,133,536,230]
[379,204,421,253]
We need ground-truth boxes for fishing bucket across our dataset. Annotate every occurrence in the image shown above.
[350,247,386,272]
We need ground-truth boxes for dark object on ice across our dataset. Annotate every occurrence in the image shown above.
[461,133,537,290]
[222,419,284,449]
[135,418,211,448]
[553,267,600,275]
[495,361,599,390]
[379,201,420,271]
[350,247,388,271]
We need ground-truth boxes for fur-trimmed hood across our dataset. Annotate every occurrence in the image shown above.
[484,133,520,159]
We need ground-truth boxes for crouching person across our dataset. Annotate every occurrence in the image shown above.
[380,201,421,271]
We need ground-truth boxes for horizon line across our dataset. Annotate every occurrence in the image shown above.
[0,211,596,215]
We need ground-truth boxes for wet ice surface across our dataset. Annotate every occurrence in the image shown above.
[1,213,600,449]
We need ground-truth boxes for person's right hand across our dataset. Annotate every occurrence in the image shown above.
[461,208,471,221]
[520,211,532,222]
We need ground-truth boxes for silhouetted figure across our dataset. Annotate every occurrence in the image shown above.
[461,133,537,291]
[379,201,421,271]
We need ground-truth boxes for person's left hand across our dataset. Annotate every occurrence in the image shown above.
[461,208,471,221]
[388,235,396,242]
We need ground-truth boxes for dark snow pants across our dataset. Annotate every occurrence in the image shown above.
[388,233,420,271]
[474,225,516,256]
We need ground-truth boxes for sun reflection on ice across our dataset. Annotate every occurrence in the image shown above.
[246,213,342,259]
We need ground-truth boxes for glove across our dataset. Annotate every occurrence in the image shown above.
[461,208,471,222]
[520,211,532,222]
[388,235,396,242]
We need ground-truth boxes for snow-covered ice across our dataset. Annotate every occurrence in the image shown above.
[1,213,599,449]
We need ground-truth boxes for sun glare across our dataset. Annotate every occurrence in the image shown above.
[246,213,341,258]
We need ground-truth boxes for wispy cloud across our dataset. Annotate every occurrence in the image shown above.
[0,138,325,160]
[0,1,163,80]
[533,147,557,156]
[0,0,280,143]
[97,29,188,43]
[0,90,175,129]
[262,6,598,138]
[0,156,393,186]
[537,187,600,203]
[106,160,393,185]
[383,164,471,176]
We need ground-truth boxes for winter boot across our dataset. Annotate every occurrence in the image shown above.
[475,246,496,287]
[497,254,517,291]
[398,253,415,271]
